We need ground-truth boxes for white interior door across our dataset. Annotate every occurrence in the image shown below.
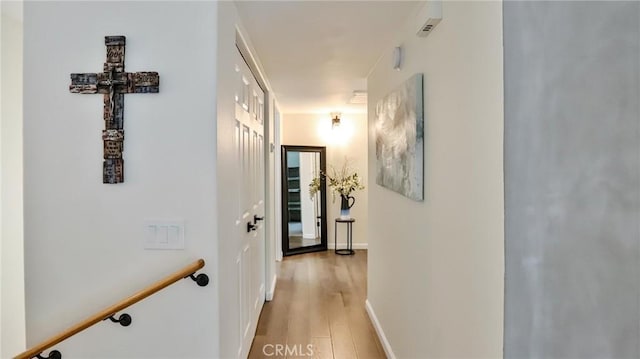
[234,48,266,358]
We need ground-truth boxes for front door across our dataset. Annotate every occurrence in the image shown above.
[234,48,266,357]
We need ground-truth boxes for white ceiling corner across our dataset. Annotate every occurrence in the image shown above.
[235,0,423,114]
[1,0,24,22]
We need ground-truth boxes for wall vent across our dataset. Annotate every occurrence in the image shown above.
[422,23,435,33]
[416,0,442,37]
[348,91,367,105]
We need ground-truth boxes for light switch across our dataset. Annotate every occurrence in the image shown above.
[158,226,169,244]
[144,220,185,250]
[146,225,158,245]
[168,226,179,243]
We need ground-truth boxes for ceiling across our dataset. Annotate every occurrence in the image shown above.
[1,0,23,22]
[235,1,423,114]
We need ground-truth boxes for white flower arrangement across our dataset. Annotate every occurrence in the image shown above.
[309,160,365,202]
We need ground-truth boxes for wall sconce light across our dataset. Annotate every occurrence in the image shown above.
[331,112,341,129]
[392,46,402,71]
[319,112,353,145]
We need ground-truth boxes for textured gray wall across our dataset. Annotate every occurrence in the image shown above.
[504,1,640,358]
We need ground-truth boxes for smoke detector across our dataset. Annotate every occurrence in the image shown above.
[416,0,442,37]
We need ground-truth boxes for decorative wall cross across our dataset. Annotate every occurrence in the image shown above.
[69,36,159,184]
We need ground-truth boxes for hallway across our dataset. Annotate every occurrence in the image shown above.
[248,251,385,359]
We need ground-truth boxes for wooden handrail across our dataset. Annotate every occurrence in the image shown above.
[15,259,207,359]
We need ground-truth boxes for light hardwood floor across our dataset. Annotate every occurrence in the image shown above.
[248,250,386,359]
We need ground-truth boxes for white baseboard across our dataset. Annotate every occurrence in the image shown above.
[266,274,277,301]
[365,299,396,359]
[327,242,368,250]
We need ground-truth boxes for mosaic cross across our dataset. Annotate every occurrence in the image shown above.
[69,36,159,184]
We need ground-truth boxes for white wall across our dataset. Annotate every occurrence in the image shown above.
[366,1,504,358]
[23,2,219,357]
[266,100,279,296]
[1,1,26,356]
[282,113,368,249]
[503,2,640,357]
[298,152,316,239]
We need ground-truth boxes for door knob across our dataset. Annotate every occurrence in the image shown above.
[247,222,258,233]
[253,215,265,224]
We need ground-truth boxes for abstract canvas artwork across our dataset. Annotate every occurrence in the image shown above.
[374,73,424,201]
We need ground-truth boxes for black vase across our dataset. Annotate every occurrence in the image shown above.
[340,195,355,219]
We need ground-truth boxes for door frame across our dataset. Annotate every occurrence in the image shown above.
[274,109,283,262]
[235,28,277,302]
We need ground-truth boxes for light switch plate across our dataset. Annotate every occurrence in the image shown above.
[144,220,185,250]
